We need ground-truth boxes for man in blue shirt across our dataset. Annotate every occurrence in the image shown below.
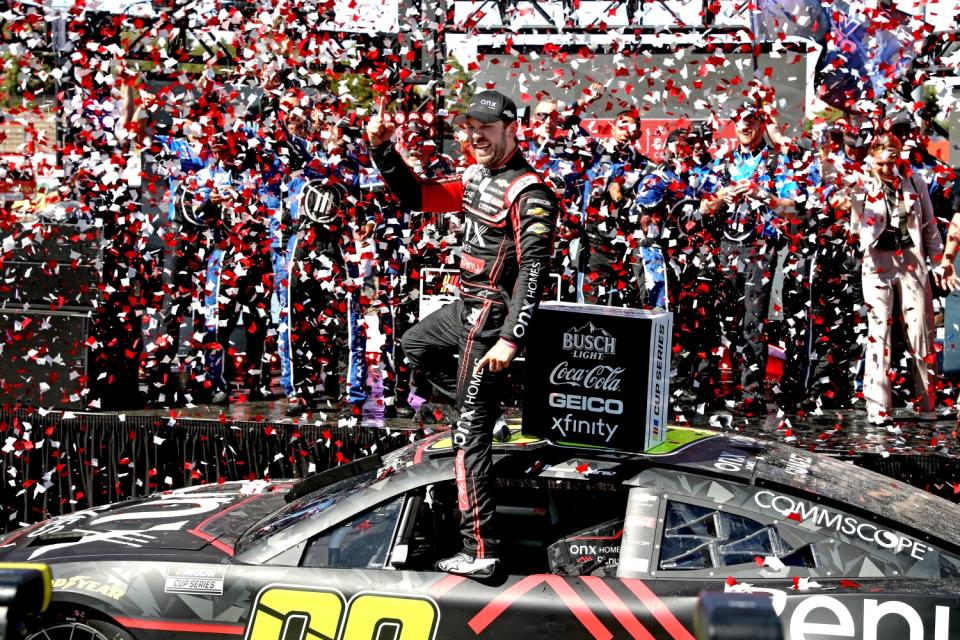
[700,101,801,416]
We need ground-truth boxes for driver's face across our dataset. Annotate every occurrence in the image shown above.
[459,117,516,167]
[691,137,709,158]
[872,149,900,183]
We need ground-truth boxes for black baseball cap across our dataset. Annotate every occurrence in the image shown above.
[453,90,518,125]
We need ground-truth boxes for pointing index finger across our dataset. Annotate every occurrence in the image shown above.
[474,355,489,376]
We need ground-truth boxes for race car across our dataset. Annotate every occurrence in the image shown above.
[0,426,958,640]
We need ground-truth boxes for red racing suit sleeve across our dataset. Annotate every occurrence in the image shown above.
[501,184,558,347]
[371,141,463,212]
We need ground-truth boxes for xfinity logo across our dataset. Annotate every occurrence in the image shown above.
[562,322,616,360]
[550,413,619,443]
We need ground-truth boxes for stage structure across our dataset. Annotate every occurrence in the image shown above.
[0,0,957,531]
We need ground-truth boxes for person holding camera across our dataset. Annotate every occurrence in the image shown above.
[852,133,945,424]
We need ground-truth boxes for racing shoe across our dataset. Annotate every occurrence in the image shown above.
[437,552,499,578]
[493,413,511,443]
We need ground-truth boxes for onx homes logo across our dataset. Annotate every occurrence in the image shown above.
[563,322,616,360]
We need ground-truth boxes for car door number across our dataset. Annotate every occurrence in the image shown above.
[244,585,439,640]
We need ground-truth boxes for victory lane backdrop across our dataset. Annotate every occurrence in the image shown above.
[0,409,418,532]
[522,302,672,453]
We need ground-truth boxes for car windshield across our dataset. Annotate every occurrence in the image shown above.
[236,470,379,552]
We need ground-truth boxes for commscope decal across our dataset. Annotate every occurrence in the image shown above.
[753,490,931,560]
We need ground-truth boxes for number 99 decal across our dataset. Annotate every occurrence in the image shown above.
[244,586,440,640]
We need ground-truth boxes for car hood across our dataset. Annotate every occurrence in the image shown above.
[0,481,292,563]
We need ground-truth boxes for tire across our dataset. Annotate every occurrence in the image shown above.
[28,619,134,640]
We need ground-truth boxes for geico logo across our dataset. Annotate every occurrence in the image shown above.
[548,393,623,415]
[753,490,930,560]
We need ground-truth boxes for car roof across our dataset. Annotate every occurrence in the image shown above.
[385,427,960,553]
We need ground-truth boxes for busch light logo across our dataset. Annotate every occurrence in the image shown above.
[562,322,616,361]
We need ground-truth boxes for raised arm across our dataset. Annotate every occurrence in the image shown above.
[367,99,464,213]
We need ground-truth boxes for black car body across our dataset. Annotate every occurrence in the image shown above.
[2,426,959,640]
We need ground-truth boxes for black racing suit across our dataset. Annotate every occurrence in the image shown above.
[372,142,557,560]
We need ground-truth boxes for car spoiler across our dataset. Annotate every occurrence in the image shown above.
[284,454,383,503]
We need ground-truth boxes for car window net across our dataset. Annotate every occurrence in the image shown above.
[659,501,817,570]
[302,495,404,569]
[547,517,624,577]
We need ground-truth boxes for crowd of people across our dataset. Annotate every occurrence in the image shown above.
[48,71,960,427]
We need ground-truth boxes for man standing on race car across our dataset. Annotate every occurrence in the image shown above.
[367,91,558,577]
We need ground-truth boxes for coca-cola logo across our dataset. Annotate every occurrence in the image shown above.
[549,361,624,392]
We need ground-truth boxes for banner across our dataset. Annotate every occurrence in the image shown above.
[0,410,403,532]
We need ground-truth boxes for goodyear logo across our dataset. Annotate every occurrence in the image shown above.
[53,575,127,601]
